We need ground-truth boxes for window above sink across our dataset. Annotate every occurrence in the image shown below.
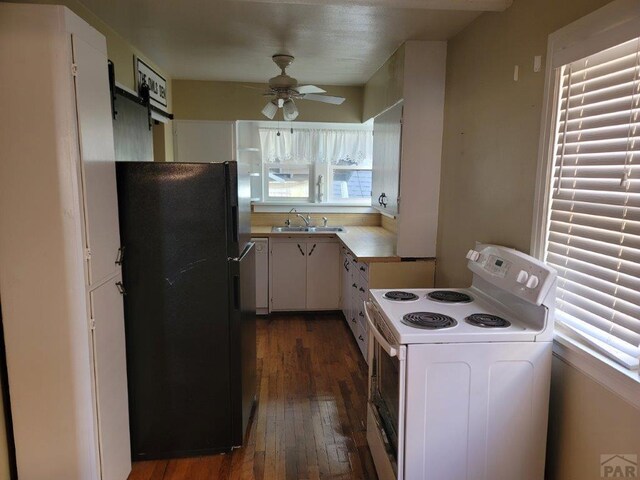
[238,120,373,206]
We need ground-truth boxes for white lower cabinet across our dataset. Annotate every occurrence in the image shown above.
[253,238,269,315]
[270,240,307,311]
[270,237,340,311]
[90,274,131,480]
[306,241,341,310]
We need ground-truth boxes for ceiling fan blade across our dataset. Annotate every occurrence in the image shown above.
[300,93,345,105]
[295,85,326,94]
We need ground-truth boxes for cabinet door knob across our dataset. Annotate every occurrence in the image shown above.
[352,283,357,288]
[308,244,317,256]
[359,287,365,292]
[297,244,305,256]
[115,246,125,265]
[115,281,126,295]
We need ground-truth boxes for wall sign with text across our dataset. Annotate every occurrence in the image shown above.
[135,57,167,110]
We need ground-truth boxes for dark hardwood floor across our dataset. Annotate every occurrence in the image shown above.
[127,313,378,480]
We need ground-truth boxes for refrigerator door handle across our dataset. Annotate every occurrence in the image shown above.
[230,242,255,263]
[229,242,255,311]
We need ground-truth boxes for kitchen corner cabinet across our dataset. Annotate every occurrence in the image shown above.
[270,237,340,312]
[341,245,436,363]
[0,5,130,480]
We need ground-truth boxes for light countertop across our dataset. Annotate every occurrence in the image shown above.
[250,225,400,263]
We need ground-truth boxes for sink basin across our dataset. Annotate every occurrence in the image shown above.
[271,226,345,233]
[271,226,309,232]
[309,226,345,232]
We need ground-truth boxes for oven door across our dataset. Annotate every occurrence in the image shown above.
[364,301,406,480]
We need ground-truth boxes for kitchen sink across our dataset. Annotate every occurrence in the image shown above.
[310,226,345,232]
[271,226,345,233]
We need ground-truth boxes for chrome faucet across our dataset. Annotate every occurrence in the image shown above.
[296,213,312,226]
[285,208,297,226]
[322,217,328,227]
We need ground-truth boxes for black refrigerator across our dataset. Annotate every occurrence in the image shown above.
[115,161,256,460]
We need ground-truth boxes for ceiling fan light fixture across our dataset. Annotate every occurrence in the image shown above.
[261,101,278,120]
[283,99,299,121]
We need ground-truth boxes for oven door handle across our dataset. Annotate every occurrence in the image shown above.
[364,301,398,357]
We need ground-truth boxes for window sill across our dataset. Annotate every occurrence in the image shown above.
[252,202,377,214]
[553,331,640,410]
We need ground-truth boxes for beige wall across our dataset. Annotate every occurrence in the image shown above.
[173,80,363,123]
[12,0,174,162]
[436,0,640,478]
[436,0,611,287]
[547,356,640,479]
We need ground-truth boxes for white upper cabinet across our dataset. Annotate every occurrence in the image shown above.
[372,103,402,216]
[367,41,447,258]
[73,35,122,286]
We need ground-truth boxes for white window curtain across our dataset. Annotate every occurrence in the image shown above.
[547,36,640,370]
[259,127,373,167]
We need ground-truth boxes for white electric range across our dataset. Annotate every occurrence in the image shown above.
[364,244,557,480]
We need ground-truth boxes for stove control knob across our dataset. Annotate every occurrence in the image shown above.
[526,275,540,289]
[466,249,480,262]
[516,270,529,284]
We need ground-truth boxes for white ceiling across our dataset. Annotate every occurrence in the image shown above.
[80,0,512,85]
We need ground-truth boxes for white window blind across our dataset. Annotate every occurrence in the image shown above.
[547,36,640,370]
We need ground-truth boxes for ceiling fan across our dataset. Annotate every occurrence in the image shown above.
[258,54,346,121]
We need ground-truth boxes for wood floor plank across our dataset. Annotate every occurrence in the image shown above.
[127,313,377,480]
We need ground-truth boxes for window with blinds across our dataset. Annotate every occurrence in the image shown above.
[546,36,640,371]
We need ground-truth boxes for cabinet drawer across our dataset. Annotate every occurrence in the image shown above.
[356,261,369,281]
[355,274,368,297]
[356,321,368,362]
[347,305,359,335]
[356,297,366,327]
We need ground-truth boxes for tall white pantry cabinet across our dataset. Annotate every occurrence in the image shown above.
[0,5,131,480]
